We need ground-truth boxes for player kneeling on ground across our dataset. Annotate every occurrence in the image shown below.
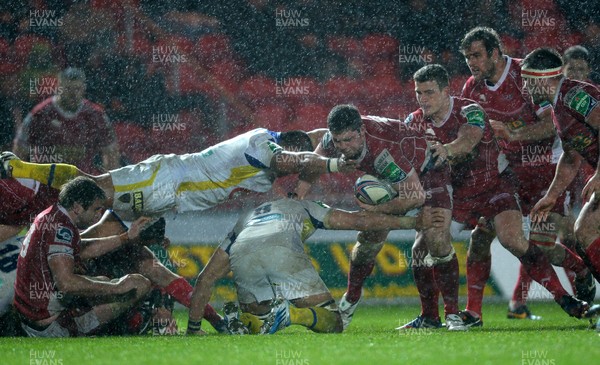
[187,197,445,335]
[13,177,153,337]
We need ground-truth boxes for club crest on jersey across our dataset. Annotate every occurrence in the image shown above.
[55,226,73,244]
[460,104,485,128]
[565,87,599,117]
[507,119,526,130]
[374,149,406,183]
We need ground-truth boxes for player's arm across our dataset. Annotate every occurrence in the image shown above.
[431,124,483,165]
[531,147,582,221]
[360,170,425,215]
[581,105,600,201]
[491,106,555,142]
[49,254,140,298]
[0,224,25,243]
[324,206,446,231]
[79,217,151,260]
[12,114,33,160]
[188,247,230,335]
[100,141,120,171]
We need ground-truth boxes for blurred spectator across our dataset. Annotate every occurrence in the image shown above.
[17,42,60,112]
[563,45,598,84]
[13,67,120,174]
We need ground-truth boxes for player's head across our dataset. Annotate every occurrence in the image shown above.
[327,104,365,160]
[59,176,106,229]
[521,48,563,105]
[57,67,86,111]
[563,45,591,81]
[278,130,313,152]
[413,64,450,118]
[460,27,503,81]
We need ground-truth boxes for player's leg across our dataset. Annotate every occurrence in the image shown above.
[463,219,494,324]
[339,229,388,328]
[494,209,588,318]
[574,194,600,282]
[1,152,83,188]
[397,234,441,330]
[421,207,464,330]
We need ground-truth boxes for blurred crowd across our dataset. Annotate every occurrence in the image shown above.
[0,0,598,199]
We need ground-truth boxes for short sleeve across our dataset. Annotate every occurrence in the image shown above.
[244,131,283,169]
[46,224,76,259]
[300,200,332,229]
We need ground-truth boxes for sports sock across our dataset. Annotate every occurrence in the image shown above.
[8,160,79,189]
[518,244,569,301]
[290,306,340,333]
[558,243,588,277]
[240,312,268,334]
[465,255,491,316]
[163,277,222,326]
[433,254,459,316]
[511,264,531,307]
[413,264,439,319]
[346,260,375,303]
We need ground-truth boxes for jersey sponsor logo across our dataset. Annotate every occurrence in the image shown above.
[569,133,594,152]
[54,226,73,244]
[133,191,144,213]
[460,104,485,128]
[565,87,599,117]
[403,114,414,124]
[374,149,407,183]
[246,213,283,226]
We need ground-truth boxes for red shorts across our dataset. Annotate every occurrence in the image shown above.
[507,165,569,216]
[421,166,452,210]
[452,174,520,228]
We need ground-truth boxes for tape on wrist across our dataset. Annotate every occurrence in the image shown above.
[187,320,202,332]
[327,158,339,173]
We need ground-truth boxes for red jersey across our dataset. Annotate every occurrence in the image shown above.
[462,56,554,168]
[552,78,600,169]
[15,96,116,174]
[13,204,82,321]
[405,97,500,200]
[0,178,59,226]
[320,116,429,183]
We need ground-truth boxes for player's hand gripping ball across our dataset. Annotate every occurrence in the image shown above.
[354,174,398,205]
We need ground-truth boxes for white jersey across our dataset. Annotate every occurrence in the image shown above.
[0,235,23,317]
[219,198,332,255]
[218,198,333,303]
[110,128,283,219]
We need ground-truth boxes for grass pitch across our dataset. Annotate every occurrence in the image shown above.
[1,302,598,365]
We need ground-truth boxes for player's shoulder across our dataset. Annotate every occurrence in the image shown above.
[29,97,54,115]
[80,99,107,114]
[362,115,405,137]
[562,78,600,117]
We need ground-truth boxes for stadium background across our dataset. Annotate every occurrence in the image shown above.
[2,0,600,304]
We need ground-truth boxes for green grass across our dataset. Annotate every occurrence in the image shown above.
[1,302,599,365]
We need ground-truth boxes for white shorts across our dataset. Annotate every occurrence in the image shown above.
[110,154,178,219]
[21,310,100,337]
[0,235,22,317]
[229,245,329,304]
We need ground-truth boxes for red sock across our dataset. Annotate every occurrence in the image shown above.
[518,244,568,301]
[558,243,588,277]
[164,277,222,326]
[164,277,193,307]
[584,237,600,282]
[413,264,440,319]
[465,255,491,316]
[511,264,532,305]
[346,260,375,303]
[433,255,459,316]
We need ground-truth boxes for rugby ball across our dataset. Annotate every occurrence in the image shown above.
[354,174,397,205]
